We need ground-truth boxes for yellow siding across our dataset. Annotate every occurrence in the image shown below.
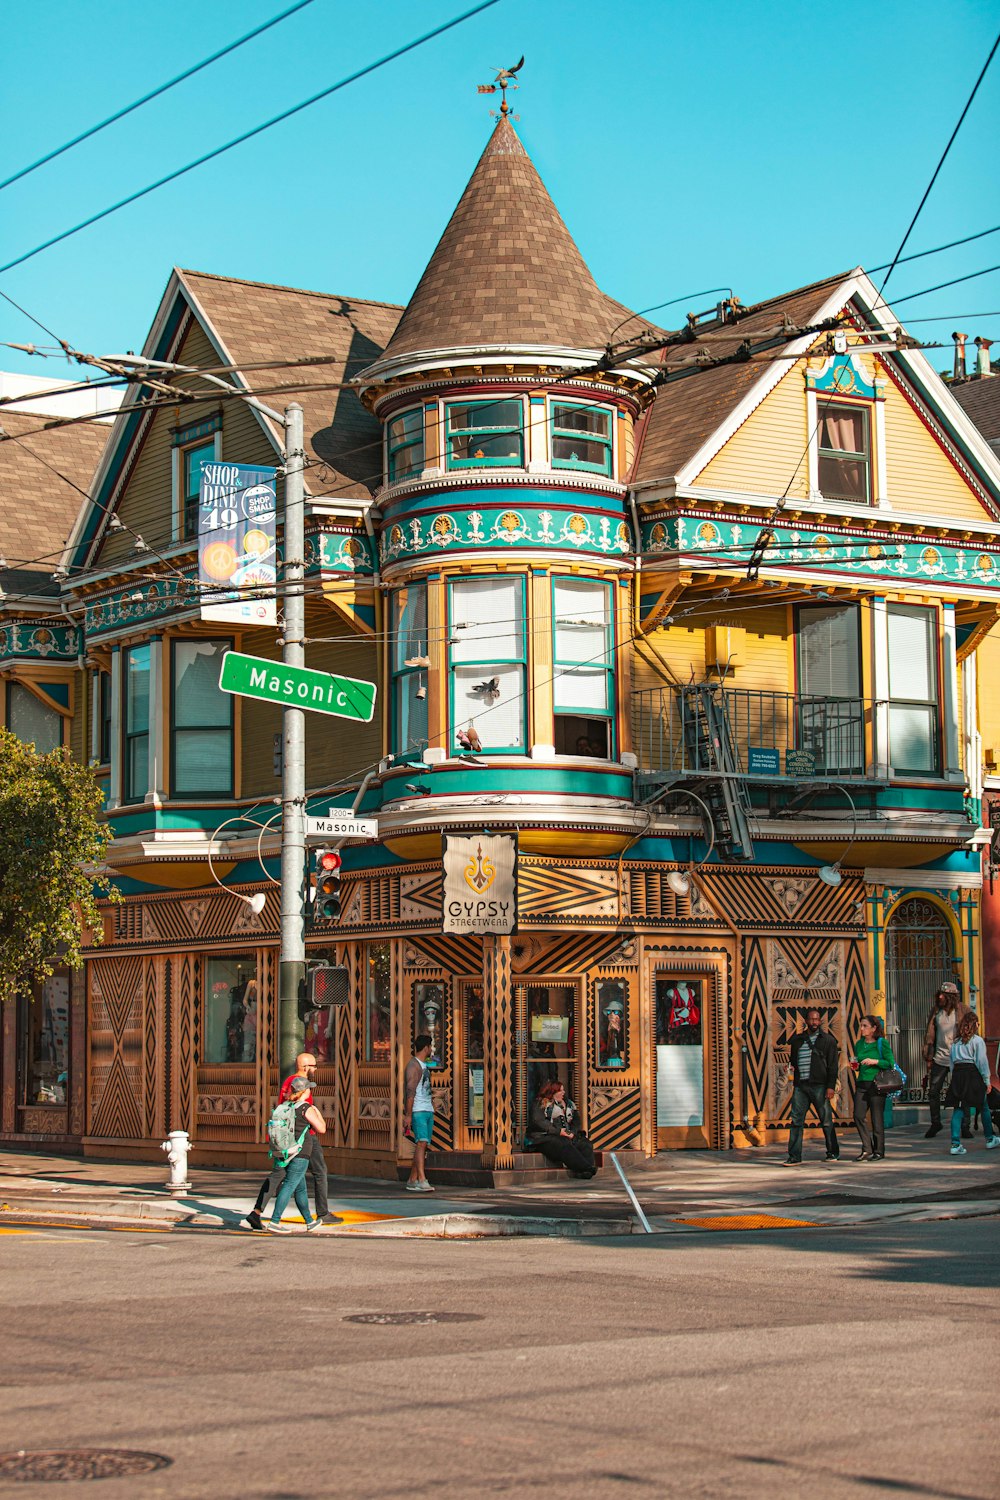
[881,377,988,522]
[977,625,1000,762]
[695,365,810,498]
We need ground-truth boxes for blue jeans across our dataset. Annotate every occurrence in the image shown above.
[952,1104,994,1144]
[271,1153,312,1224]
[787,1082,838,1161]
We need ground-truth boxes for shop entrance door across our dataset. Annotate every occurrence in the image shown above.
[515,980,581,1149]
[884,898,955,1103]
[654,975,710,1148]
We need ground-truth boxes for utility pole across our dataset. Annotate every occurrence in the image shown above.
[279,402,306,1076]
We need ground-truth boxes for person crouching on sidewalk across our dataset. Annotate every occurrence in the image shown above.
[780,1007,840,1166]
[269,1078,327,1234]
[945,1012,999,1157]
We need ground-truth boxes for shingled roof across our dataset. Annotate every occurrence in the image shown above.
[1,409,108,597]
[631,273,850,487]
[180,270,402,498]
[378,115,623,362]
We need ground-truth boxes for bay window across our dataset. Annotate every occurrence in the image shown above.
[553,578,614,757]
[888,604,939,774]
[123,644,150,803]
[795,603,863,773]
[550,402,613,476]
[445,399,523,468]
[386,407,424,484]
[391,583,428,756]
[449,577,525,751]
[6,682,62,754]
[171,639,233,796]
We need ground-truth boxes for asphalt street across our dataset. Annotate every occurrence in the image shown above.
[0,1216,996,1499]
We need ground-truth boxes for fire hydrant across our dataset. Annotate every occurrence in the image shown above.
[161,1130,191,1194]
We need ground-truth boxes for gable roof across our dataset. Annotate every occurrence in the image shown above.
[631,273,848,487]
[1,409,107,597]
[950,378,1000,449]
[377,115,623,362]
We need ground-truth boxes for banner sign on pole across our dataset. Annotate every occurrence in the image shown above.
[198,461,277,625]
[442,833,517,934]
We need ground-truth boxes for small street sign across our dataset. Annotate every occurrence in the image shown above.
[218,651,377,722]
[306,814,379,840]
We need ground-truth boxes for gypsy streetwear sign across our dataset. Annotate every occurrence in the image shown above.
[442,833,517,934]
[218,651,377,721]
[198,462,277,625]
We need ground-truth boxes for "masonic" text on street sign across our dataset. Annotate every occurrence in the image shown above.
[218,651,377,722]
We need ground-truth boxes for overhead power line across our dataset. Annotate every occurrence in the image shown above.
[891,264,1000,307]
[0,0,319,194]
[867,222,1000,274]
[0,0,500,276]
[877,28,1000,299]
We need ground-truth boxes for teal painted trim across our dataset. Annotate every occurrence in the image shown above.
[746,785,969,816]
[805,353,879,401]
[380,489,631,565]
[375,764,632,807]
[642,514,1000,590]
[0,621,77,665]
[317,529,376,576]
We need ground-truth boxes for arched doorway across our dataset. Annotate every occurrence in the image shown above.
[884,897,956,1100]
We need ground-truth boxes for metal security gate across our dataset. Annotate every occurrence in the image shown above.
[884,898,955,1102]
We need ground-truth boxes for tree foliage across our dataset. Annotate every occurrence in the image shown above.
[0,728,120,1003]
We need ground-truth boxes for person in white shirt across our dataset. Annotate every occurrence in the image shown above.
[944,1011,999,1156]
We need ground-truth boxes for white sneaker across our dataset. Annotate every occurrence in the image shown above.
[985,1137,1000,1150]
[418,1180,435,1192]
[405,1182,425,1192]
[950,1144,967,1156]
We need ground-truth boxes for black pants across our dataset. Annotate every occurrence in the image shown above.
[927,1062,949,1129]
[255,1134,329,1215]
[787,1082,839,1162]
[854,1081,886,1156]
[534,1133,596,1176]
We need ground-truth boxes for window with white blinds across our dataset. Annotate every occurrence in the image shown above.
[171,639,233,795]
[887,605,939,774]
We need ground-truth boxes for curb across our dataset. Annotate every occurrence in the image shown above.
[331,1212,640,1238]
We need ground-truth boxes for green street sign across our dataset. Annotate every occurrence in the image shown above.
[219,650,376,722]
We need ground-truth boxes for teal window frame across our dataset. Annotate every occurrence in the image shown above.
[448,575,527,753]
[887,603,941,776]
[182,440,217,541]
[550,401,613,476]
[551,576,615,756]
[170,638,234,798]
[386,406,425,484]
[390,582,429,758]
[445,398,524,470]
[123,644,150,804]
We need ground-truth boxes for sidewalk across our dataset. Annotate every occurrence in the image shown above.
[1,1126,997,1237]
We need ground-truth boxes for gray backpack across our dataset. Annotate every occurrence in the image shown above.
[266,1100,309,1165]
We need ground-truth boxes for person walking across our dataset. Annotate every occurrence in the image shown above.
[245,1051,341,1231]
[779,1007,840,1166]
[267,1076,327,1233]
[403,1034,436,1193]
[945,1011,999,1156]
[850,1014,895,1162]
[923,981,970,1139]
[528,1080,597,1177]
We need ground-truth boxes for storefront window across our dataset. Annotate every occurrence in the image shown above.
[525,983,578,1130]
[204,955,258,1064]
[655,978,704,1127]
[463,983,485,1127]
[596,979,627,1069]
[19,971,70,1105]
[365,943,391,1064]
[414,982,446,1068]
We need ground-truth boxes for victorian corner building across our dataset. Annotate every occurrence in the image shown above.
[4,112,1000,1174]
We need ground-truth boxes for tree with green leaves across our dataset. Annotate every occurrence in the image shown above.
[0,728,120,1004]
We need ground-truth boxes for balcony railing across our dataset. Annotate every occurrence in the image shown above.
[633,684,887,789]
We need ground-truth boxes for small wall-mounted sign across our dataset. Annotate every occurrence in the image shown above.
[785,748,817,777]
[747,747,780,775]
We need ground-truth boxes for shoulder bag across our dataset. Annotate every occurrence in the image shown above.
[873,1036,906,1097]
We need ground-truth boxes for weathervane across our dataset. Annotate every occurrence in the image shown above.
[477,55,524,118]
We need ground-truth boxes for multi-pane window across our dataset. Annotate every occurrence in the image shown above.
[550,402,613,476]
[449,577,526,751]
[445,399,523,468]
[204,954,257,1064]
[182,440,216,540]
[888,604,940,774]
[391,583,428,757]
[386,407,424,484]
[817,403,871,503]
[123,644,150,802]
[171,639,233,796]
[6,682,62,754]
[552,578,614,757]
[795,603,863,773]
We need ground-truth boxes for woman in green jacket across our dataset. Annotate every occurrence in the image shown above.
[850,1014,896,1162]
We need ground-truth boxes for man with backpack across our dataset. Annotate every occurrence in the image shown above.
[244,1052,341,1231]
[266,1075,327,1233]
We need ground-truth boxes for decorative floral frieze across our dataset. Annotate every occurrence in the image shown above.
[379,504,631,563]
[0,620,77,664]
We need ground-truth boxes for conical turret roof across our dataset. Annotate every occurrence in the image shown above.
[379,115,618,362]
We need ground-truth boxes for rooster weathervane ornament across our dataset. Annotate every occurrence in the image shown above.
[477,55,524,118]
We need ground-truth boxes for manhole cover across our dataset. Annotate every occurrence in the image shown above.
[0,1449,172,1483]
[343,1311,482,1326]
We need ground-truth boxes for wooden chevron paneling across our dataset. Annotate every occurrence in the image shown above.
[483,935,515,1168]
[111,888,279,948]
[88,956,143,1139]
[699,868,864,930]
[518,859,620,921]
[739,937,770,1120]
[400,932,480,973]
[588,1086,642,1149]
[399,869,443,922]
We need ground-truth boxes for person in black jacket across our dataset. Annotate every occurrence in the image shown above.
[780,1007,841,1166]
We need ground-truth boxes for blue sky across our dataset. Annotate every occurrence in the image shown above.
[2,0,998,387]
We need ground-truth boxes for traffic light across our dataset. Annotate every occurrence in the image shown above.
[298,963,350,1022]
[312,847,342,927]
